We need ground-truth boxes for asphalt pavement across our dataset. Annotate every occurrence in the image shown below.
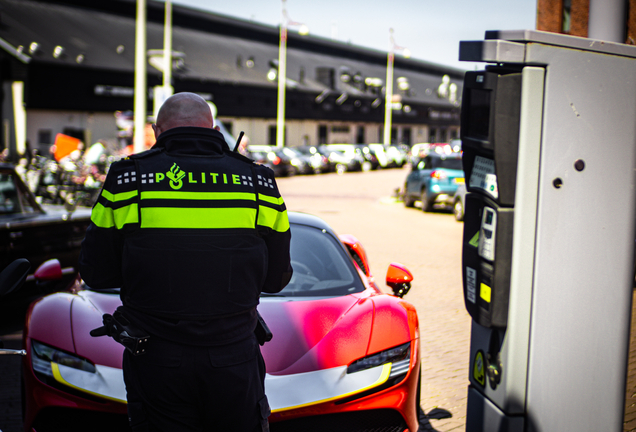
[2,166,636,432]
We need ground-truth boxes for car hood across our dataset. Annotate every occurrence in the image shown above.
[71,290,125,368]
[259,293,415,376]
[23,289,124,370]
[30,289,416,373]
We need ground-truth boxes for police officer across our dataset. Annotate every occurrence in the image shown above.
[79,92,292,431]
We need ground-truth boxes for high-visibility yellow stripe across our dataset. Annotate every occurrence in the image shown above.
[101,189,138,203]
[258,194,284,206]
[258,207,290,232]
[141,191,256,201]
[141,207,256,229]
[91,202,139,229]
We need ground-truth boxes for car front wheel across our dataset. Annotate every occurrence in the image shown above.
[404,186,415,208]
[421,190,432,212]
[454,199,464,221]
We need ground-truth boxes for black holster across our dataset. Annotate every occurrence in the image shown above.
[255,311,273,346]
[90,310,150,355]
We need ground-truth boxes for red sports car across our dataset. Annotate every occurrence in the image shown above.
[22,212,421,432]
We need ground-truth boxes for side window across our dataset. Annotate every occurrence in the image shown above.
[416,156,430,170]
[0,171,42,215]
[0,173,19,214]
[16,178,38,213]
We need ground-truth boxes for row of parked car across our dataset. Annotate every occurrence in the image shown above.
[247,143,411,177]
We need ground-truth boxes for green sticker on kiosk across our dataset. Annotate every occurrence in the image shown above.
[473,350,486,387]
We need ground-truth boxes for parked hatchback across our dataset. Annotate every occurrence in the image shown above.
[403,153,464,212]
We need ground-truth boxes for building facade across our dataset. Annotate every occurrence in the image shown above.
[0,0,465,160]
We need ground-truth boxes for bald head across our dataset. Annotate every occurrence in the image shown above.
[152,92,214,138]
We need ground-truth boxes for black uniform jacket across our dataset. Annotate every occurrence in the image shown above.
[79,127,292,345]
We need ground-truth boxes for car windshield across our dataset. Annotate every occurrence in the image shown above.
[267,224,365,297]
[0,170,42,215]
[0,173,20,214]
[86,223,366,297]
[432,157,463,170]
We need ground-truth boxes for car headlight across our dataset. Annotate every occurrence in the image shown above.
[334,342,412,405]
[347,342,410,375]
[31,340,96,381]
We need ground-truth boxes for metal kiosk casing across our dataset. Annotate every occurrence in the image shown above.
[459,30,636,432]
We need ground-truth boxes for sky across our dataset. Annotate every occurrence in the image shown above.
[164,0,538,71]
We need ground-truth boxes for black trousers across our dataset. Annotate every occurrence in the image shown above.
[123,335,270,432]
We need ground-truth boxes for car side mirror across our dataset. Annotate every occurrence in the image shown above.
[386,263,413,298]
[34,259,64,281]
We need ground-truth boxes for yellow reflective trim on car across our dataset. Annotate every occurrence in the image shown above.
[91,202,139,229]
[51,362,127,404]
[140,207,256,229]
[268,363,392,413]
[258,194,284,206]
[101,189,138,203]
[141,191,256,201]
[258,207,290,232]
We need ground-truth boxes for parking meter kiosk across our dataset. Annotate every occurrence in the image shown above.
[460,30,636,432]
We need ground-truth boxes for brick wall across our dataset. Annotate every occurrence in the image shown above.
[537,0,564,33]
[537,0,636,44]
[569,0,589,37]
[629,1,636,44]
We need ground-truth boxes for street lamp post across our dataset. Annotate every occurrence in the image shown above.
[275,1,288,148]
[153,0,174,119]
[162,0,173,91]
[133,0,147,154]
[383,29,409,146]
[276,0,307,148]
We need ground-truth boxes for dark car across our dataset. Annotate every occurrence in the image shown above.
[247,148,296,177]
[295,146,332,174]
[354,144,380,171]
[319,144,364,174]
[0,162,91,326]
[403,153,464,212]
[0,163,91,272]
[278,147,315,175]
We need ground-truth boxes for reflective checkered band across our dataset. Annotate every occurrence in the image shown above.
[117,171,137,185]
[141,173,155,184]
[257,174,274,189]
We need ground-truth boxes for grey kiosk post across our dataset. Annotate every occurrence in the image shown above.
[459,30,636,431]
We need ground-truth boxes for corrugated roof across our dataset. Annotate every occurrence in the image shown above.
[0,0,463,108]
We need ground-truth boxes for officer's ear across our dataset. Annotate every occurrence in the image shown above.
[152,124,161,140]
[214,126,220,131]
